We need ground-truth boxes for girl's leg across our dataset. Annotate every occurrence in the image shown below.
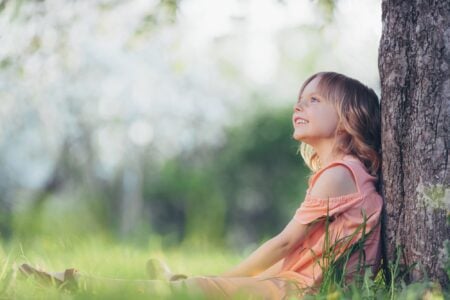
[19,264,205,298]
[19,264,300,299]
[75,273,194,298]
[74,273,284,299]
[179,275,295,300]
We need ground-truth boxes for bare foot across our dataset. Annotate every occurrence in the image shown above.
[18,263,79,291]
[146,258,188,281]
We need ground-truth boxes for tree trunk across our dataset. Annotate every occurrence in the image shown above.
[379,0,449,287]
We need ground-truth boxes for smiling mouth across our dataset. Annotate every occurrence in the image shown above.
[294,118,309,125]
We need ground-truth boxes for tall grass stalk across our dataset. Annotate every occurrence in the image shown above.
[310,197,379,295]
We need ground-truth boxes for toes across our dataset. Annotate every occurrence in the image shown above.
[18,264,35,277]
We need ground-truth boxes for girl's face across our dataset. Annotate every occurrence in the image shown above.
[292,76,340,144]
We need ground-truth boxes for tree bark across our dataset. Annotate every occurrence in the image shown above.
[379,0,449,287]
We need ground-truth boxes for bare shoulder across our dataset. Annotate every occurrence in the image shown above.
[309,165,358,199]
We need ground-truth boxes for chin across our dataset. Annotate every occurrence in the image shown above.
[292,133,305,142]
[293,133,313,145]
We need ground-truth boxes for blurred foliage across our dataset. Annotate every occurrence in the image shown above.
[6,104,310,252]
[142,105,309,249]
[0,0,381,255]
[315,0,337,23]
[3,0,182,21]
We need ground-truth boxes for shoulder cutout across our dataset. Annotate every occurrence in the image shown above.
[309,164,358,199]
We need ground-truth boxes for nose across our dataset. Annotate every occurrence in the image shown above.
[294,101,304,111]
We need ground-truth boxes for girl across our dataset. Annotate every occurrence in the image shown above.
[18,71,384,299]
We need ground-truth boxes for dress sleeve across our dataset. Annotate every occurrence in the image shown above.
[292,194,363,225]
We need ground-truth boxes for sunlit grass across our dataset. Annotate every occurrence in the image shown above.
[0,233,243,299]
[0,208,448,299]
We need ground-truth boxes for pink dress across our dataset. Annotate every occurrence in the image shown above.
[185,154,383,299]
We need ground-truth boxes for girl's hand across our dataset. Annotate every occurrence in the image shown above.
[220,220,319,278]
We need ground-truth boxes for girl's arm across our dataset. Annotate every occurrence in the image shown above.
[220,237,288,277]
[220,219,316,277]
[253,258,284,278]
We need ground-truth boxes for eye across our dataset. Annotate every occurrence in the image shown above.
[311,97,319,103]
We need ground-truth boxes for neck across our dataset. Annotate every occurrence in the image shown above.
[312,141,346,168]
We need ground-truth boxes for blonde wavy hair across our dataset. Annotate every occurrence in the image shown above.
[296,72,381,178]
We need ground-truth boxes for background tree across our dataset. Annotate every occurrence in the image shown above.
[379,0,449,287]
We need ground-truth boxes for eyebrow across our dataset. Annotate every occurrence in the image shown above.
[298,92,322,101]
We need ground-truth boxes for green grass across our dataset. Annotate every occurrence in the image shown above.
[0,205,448,300]
[0,233,243,299]
[1,233,447,299]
